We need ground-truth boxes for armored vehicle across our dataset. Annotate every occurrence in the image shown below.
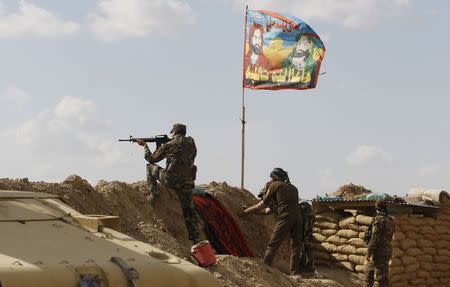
[0,190,222,287]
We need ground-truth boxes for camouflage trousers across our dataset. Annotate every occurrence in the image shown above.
[264,214,303,275]
[147,164,199,242]
[364,255,390,287]
[299,235,315,273]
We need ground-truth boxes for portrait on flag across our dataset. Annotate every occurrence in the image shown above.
[243,10,325,90]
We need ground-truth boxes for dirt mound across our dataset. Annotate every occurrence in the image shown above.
[0,176,346,287]
[333,183,371,200]
[209,256,344,287]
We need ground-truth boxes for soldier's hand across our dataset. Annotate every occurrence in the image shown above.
[137,139,146,146]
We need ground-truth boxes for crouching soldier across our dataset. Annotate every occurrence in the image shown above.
[137,123,200,244]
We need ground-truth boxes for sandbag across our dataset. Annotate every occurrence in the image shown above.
[330,253,348,262]
[327,235,347,246]
[404,231,423,241]
[348,254,365,265]
[405,247,424,257]
[426,278,440,285]
[320,242,338,253]
[390,265,405,276]
[437,249,450,256]
[416,254,432,263]
[399,238,416,250]
[420,261,433,271]
[335,261,354,271]
[409,278,426,285]
[404,262,420,273]
[347,238,366,248]
[433,263,450,272]
[434,240,449,249]
[434,225,448,234]
[336,229,359,239]
[433,255,449,263]
[321,229,337,237]
[391,274,408,284]
[355,264,366,273]
[422,233,439,241]
[316,212,341,223]
[358,232,365,239]
[313,232,327,242]
[422,247,436,255]
[389,257,402,267]
[356,247,367,256]
[416,239,433,248]
[401,224,419,233]
[401,255,417,265]
[355,215,373,226]
[417,270,431,279]
[338,216,356,229]
[358,225,368,232]
[393,247,404,257]
[393,231,405,241]
[419,225,437,234]
[337,245,357,255]
[316,221,338,230]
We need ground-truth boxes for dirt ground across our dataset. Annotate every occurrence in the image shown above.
[0,176,360,287]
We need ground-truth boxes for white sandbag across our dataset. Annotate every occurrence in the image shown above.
[356,247,367,256]
[355,215,373,226]
[336,229,359,239]
[327,235,347,246]
[316,212,341,223]
[348,254,365,265]
[330,253,348,262]
[337,245,357,255]
[338,216,356,229]
[321,229,338,237]
[313,232,327,242]
[347,238,366,248]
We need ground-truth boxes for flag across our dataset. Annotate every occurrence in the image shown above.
[243,10,325,90]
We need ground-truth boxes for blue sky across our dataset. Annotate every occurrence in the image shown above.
[0,0,448,199]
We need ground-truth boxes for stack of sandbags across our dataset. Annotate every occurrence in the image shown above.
[390,211,450,287]
[313,211,341,266]
[313,211,372,272]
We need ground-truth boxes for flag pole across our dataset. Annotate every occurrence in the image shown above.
[240,5,248,191]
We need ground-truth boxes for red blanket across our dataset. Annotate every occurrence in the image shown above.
[193,194,254,257]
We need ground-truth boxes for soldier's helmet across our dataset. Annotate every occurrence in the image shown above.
[171,123,186,135]
[270,167,289,181]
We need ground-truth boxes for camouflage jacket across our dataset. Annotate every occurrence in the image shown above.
[367,211,395,258]
[145,134,197,180]
[299,201,315,241]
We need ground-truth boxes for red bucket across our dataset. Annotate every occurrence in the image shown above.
[191,240,217,267]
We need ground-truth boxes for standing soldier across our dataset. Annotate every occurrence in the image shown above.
[137,123,200,244]
[298,200,315,276]
[364,199,395,287]
[242,168,303,275]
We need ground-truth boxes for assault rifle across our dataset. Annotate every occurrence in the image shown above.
[118,135,170,149]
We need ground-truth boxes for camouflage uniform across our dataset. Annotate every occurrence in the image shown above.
[262,180,303,275]
[298,201,315,274]
[364,211,395,287]
[144,133,199,242]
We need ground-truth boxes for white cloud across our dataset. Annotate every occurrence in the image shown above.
[232,0,411,29]
[0,0,79,38]
[2,96,124,167]
[1,86,30,108]
[89,0,195,41]
[346,145,392,166]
